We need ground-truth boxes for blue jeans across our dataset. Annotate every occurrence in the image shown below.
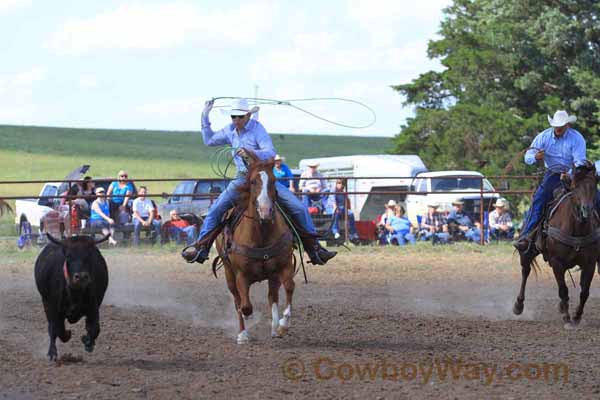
[421,231,450,244]
[490,227,514,240]
[198,179,317,241]
[331,207,357,237]
[464,228,481,243]
[169,225,197,245]
[389,231,416,246]
[133,218,161,246]
[521,172,562,237]
[302,191,322,209]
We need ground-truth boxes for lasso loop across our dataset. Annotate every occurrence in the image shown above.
[211,96,376,129]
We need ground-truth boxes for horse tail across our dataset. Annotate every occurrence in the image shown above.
[529,256,542,277]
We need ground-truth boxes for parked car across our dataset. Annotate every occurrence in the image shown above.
[405,170,499,226]
[158,179,230,221]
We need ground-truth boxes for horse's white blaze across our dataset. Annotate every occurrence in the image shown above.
[257,171,272,219]
[279,305,291,328]
[271,303,280,337]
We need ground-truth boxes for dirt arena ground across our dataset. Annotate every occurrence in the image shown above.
[1,243,600,399]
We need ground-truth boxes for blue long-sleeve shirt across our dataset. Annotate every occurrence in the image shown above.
[201,116,276,174]
[524,127,586,173]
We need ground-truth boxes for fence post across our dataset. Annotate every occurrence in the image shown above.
[480,177,484,245]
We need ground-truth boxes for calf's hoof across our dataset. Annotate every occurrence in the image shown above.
[60,329,72,343]
[81,335,95,353]
[48,347,58,362]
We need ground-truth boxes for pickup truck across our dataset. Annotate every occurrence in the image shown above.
[405,170,499,226]
[158,179,229,221]
[15,166,92,238]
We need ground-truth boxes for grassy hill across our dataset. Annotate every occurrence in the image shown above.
[0,125,392,197]
[0,125,393,235]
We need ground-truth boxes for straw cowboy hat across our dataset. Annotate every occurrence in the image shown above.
[451,199,464,206]
[229,98,259,116]
[386,199,397,207]
[494,198,507,208]
[547,110,576,127]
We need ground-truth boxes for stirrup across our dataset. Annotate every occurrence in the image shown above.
[181,244,204,263]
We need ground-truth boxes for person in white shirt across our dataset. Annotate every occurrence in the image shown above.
[132,186,161,246]
[299,161,327,209]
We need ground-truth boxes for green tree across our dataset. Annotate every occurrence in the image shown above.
[392,0,600,176]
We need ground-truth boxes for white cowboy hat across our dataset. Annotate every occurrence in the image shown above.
[452,199,464,206]
[547,110,576,127]
[386,199,397,207]
[229,98,260,116]
[427,203,440,208]
[494,198,507,208]
[307,161,319,167]
[274,154,285,161]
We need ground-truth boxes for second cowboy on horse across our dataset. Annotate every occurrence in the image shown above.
[182,98,337,266]
[513,110,595,252]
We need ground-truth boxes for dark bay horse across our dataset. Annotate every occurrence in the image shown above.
[514,161,600,327]
[215,154,296,344]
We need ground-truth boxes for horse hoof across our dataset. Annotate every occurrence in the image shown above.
[271,331,281,338]
[277,325,289,337]
[512,302,524,315]
[564,322,575,330]
[237,331,249,344]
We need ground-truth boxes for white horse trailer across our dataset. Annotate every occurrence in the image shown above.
[298,155,428,221]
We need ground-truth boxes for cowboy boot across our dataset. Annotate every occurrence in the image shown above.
[512,236,531,253]
[303,236,337,265]
[181,243,211,263]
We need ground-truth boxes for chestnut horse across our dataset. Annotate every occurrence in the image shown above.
[215,154,295,344]
[514,161,600,327]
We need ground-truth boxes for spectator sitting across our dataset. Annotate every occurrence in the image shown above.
[377,199,397,245]
[385,205,416,246]
[489,198,514,240]
[166,210,197,245]
[107,170,134,225]
[419,203,450,244]
[447,200,481,242]
[299,161,327,210]
[330,179,359,241]
[81,176,96,209]
[273,154,295,192]
[88,187,118,246]
[132,186,161,246]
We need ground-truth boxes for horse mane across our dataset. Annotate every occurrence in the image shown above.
[236,150,276,210]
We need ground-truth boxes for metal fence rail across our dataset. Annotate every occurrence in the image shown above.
[1,175,539,246]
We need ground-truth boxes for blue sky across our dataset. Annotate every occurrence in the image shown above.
[0,0,449,137]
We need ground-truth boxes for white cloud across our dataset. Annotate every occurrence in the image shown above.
[0,66,46,97]
[136,97,203,117]
[0,66,46,124]
[48,1,277,54]
[0,0,31,14]
[78,75,98,89]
